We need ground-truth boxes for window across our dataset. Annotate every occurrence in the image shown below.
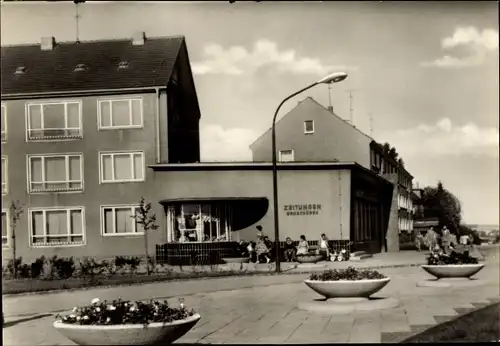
[98,98,143,129]
[26,101,82,140]
[279,149,294,162]
[1,156,7,195]
[1,103,6,142]
[100,151,144,183]
[28,154,83,193]
[304,120,314,134]
[2,210,9,248]
[167,203,231,243]
[29,207,85,247]
[101,205,144,236]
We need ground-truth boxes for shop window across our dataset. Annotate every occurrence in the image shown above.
[167,203,231,243]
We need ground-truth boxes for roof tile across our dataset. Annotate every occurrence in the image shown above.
[1,36,184,96]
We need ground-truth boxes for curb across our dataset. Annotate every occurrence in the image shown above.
[2,261,427,298]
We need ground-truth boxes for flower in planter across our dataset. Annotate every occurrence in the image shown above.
[310,266,386,281]
[56,298,195,326]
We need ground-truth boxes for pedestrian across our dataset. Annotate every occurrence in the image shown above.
[318,233,331,259]
[284,237,296,262]
[255,234,271,263]
[424,226,438,253]
[415,231,424,251]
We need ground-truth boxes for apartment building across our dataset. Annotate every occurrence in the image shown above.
[369,141,414,243]
[1,33,202,262]
[249,96,414,251]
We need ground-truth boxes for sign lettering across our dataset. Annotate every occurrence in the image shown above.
[283,204,322,216]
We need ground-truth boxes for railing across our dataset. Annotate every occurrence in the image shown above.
[27,128,82,140]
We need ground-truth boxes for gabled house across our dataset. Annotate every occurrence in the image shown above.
[249,97,372,168]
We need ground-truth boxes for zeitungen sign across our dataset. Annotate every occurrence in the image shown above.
[284,204,322,216]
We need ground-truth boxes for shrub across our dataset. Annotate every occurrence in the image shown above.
[427,251,479,265]
[30,256,46,279]
[55,298,195,326]
[78,258,108,278]
[114,256,141,275]
[310,267,386,281]
[49,256,76,279]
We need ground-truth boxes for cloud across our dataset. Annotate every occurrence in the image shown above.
[383,118,499,158]
[200,124,258,162]
[192,39,356,76]
[421,26,499,68]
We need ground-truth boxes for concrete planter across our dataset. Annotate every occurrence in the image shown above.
[222,257,250,264]
[421,264,485,279]
[304,277,391,299]
[53,313,201,345]
[296,254,324,264]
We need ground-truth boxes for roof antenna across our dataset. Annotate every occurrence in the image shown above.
[346,89,356,124]
[327,83,334,113]
[74,0,85,44]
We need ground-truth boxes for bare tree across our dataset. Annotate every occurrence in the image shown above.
[9,200,24,279]
[131,197,159,275]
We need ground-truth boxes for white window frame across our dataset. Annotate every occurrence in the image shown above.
[2,209,10,248]
[2,156,8,195]
[97,97,144,130]
[25,100,83,141]
[99,151,145,184]
[279,149,295,162]
[29,206,86,248]
[304,120,315,134]
[1,103,6,142]
[100,205,144,237]
[27,153,84,193]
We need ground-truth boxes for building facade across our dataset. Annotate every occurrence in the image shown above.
[1,33,201,262]
[249,97,414,250]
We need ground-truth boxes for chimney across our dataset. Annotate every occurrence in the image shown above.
[132,31,146,46]
[41,37,56,51]
[327,105,334,113]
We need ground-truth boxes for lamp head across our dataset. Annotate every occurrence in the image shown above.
[317,71,348,84]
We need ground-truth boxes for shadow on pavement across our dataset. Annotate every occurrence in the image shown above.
[3,313,53,329]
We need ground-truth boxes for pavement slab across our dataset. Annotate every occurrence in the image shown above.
[3,249,499,345]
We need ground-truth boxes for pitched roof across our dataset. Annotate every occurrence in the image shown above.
[1,36,184,96]
[249,96,372,149]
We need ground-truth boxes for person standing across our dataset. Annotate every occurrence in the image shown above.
[284,237,296,262]
[415,231,424,252]
[424,226,439,253]
[318,233,331,259]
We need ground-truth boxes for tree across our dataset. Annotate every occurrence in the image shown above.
[422,181,462,234]
[9,200,24,279]
[131,197,159,275]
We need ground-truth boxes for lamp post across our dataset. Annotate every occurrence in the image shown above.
[272,72,348,273]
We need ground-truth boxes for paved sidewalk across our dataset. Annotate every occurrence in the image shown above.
[3,263,499,345]
[3,246,498,345]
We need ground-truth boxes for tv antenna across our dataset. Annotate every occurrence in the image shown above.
[369,113,374,137]
[327,83,333,112]
[345,89,356,124]
[74,0,85,43]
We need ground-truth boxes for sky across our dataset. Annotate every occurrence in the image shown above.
[1,1,498,225]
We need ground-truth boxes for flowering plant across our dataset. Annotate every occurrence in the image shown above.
[427,250,479,265]
[55,298,195,326]
[310,266,386,281]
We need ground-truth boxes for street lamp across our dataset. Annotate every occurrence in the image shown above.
[272,71,348,273]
